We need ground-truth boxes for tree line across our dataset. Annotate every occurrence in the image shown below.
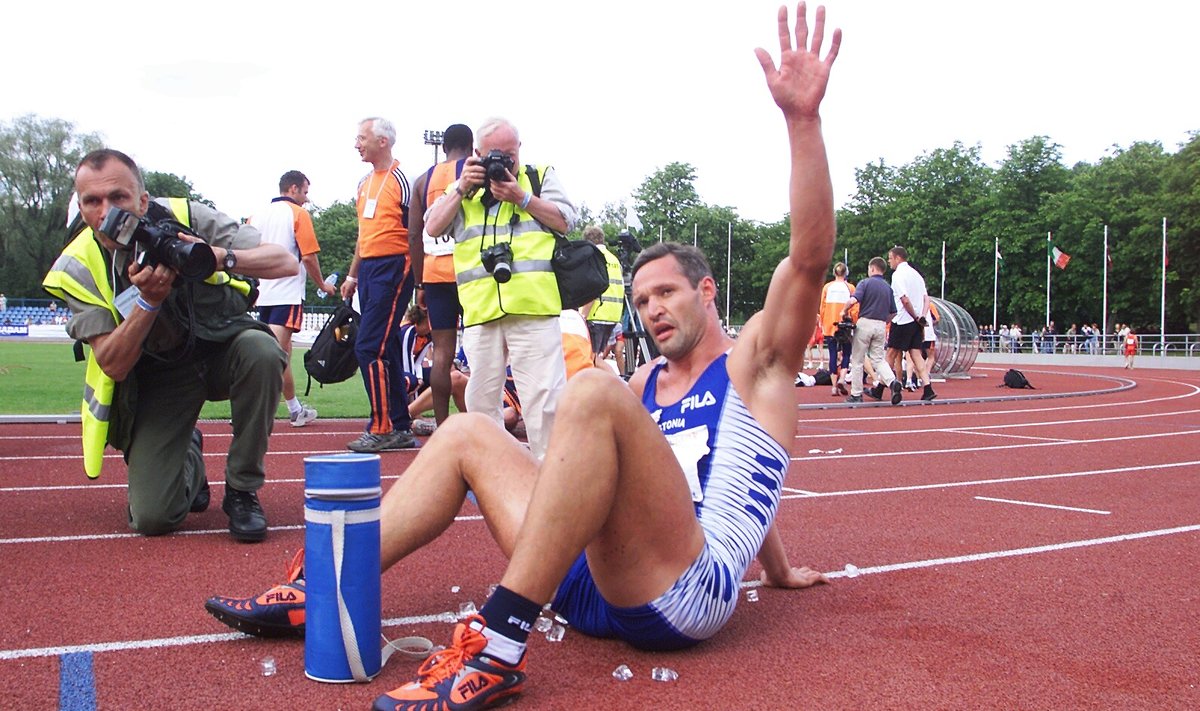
[2,113,1196,332]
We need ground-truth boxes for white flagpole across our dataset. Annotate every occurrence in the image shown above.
[1102,225,1109,351]
[843,247,848,268]
[992,237,999,331]
[658,225,663,244]
[726,222,733,324]
[693,223,697,247]
[1161,217,1167,350]
[1045,232,1051,327]
[941,240,946,300]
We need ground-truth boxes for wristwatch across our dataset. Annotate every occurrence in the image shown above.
[223,249,237,271]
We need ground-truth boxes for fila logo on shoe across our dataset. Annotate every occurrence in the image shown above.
[456,676,493,700]
[263,589,300,604]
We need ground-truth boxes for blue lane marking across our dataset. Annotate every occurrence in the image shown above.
[59,651,96,711]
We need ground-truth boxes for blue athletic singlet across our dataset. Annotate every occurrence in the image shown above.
[551,352,791,650]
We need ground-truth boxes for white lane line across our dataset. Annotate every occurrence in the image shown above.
[789,428,1200,461]
[5,522,1196,661]
[796,378,1200,425]
[0,447,369,464]
[974,496,1111,515]
[0,612,455,662]
[796,407,1200,440]
[780,459,1200,498]
[0,473,406,495]
[953,430,1077,443]
[820,523,1200,579]
[0,515,484,545]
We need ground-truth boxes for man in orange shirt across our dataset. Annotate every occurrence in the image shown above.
[341,117,419,452]
[253,171,337,427]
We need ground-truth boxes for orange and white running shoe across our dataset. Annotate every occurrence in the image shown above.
[372,614,526,711]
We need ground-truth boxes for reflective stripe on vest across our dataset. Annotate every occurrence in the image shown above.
[453,165,560,327]
[587,244,625,323]
[42,198,249,478]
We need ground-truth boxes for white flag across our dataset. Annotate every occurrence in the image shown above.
[996,248,1003,261]
[625,202,643,232]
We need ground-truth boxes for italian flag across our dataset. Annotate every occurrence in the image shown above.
[1051,245,1071,269]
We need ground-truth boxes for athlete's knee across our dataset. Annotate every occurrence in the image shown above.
[432,412,497,445]
[559,368,630,417]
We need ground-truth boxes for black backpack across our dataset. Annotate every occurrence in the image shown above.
[1001,368,1034,389]
[523,166,608,309]
[303,300,361,395]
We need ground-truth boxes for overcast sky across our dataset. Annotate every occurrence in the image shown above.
[6,1,1196,227]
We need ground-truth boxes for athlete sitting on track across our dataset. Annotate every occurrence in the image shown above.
[205,5,837,709]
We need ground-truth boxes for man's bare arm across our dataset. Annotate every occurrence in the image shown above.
[756,523,829,589]
[750,3,841,373]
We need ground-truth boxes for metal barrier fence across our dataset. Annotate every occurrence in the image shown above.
[975,330,1200,358]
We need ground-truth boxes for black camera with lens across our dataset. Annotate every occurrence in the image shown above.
[834,318,855,345]
[480,149,515,188]
[96,207,216,281]
[615,230,643,275]
[480,242,514,283]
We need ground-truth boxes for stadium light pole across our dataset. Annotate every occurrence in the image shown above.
[423,130,444,165]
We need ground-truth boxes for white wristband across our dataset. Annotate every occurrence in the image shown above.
[520,191,532,210]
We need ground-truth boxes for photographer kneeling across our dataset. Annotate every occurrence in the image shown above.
[44,149,298,541]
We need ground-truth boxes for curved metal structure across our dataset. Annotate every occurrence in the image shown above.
[929,297,979,377]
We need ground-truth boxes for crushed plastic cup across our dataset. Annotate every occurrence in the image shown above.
[612,664,634,681]
[534,616,554,633]
[844,563,860,578]
[450,585,461,594]
[745,588,759,602]
[260,656,277,677]
[651,667,679,682]
[545,624,566,642]
[458,601,478,617]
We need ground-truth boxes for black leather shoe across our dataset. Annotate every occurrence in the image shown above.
[223,488,267,543]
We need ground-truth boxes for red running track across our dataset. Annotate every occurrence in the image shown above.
[1,364,1198,709]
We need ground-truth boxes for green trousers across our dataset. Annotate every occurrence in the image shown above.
[123,329,286,535]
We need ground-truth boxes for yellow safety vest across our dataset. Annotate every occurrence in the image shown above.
[42,199,249,478]
[587,243,625,324]
[453,166,561,327]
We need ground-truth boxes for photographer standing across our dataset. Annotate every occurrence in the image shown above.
[43,149,297,541]
[425,117,577,460]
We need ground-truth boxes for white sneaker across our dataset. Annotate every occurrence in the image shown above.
[289,404,317,427]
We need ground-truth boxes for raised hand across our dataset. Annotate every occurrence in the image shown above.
[754,3,841,120]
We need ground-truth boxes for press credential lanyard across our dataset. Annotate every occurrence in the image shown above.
[361,165,392,220]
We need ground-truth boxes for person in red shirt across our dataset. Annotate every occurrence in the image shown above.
[1123,327,1138,369]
